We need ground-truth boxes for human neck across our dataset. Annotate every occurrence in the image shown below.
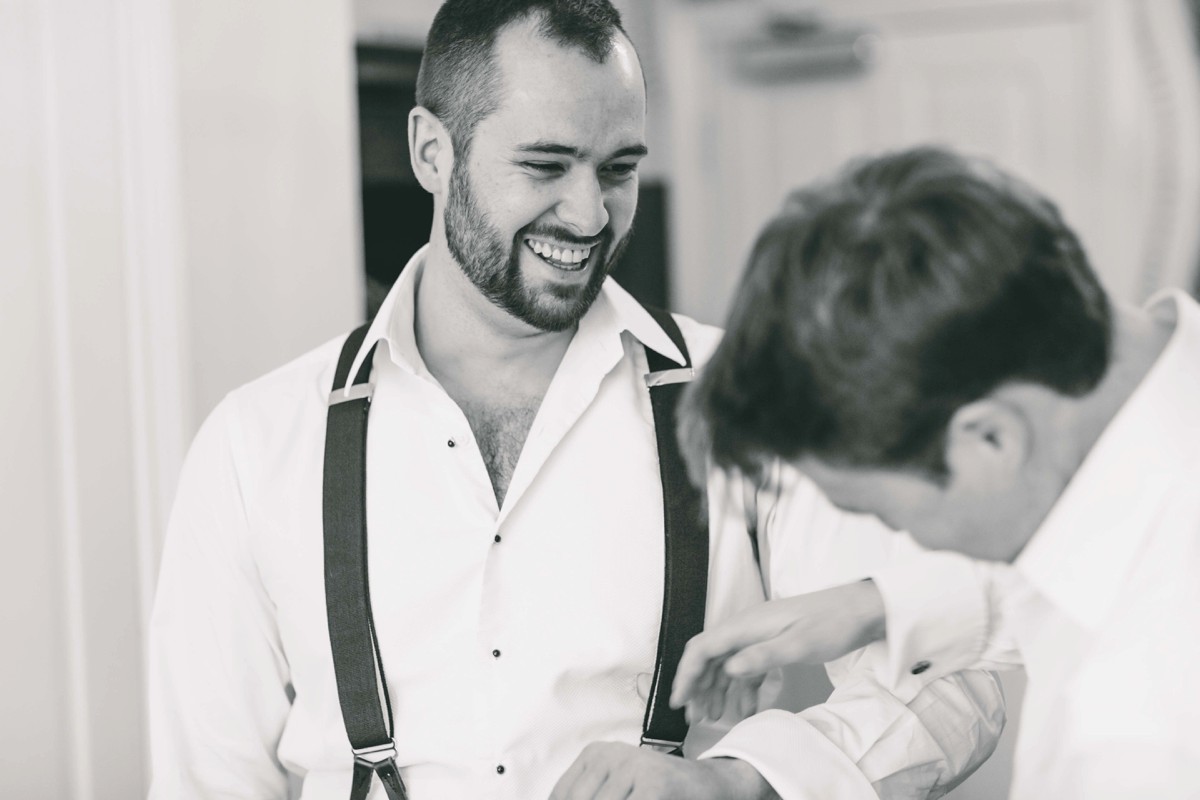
[1022,301,1174,495]
[413,241,575,397]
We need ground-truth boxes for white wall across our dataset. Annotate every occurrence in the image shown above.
[175,1,365,422]
[0,0,362,796]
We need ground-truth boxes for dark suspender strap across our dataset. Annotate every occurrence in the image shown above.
[323,308,708,780]
[638,306,709,756]
[323,324,409,800]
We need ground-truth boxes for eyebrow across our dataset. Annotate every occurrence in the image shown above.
[515,141,649,160]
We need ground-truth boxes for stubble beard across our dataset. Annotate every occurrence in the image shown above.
[444,159,631,332]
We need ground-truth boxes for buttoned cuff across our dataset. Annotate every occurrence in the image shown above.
[868,551,989,689]
[698,710,877,800]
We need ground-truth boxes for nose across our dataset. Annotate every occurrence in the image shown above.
[555,170,609,237]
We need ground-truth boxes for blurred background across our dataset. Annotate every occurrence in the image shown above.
[3,0,1199,797]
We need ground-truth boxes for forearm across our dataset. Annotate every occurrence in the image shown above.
[847,578,887,650]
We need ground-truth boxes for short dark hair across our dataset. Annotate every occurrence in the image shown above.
[684,146,1113,482]
[416,0,627,157]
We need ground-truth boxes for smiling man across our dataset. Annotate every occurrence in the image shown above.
[679,146,1200,797]
[149,4,1005,800]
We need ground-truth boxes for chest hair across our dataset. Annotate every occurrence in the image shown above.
[459,399,540,507]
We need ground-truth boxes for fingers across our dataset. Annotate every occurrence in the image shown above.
[703,660,733,721]
[594,779,633,800]
[549,743,648,800]
[670,634,733,708]
[684,672,764,725]
[551,754,620,800]
[674,601,806,704]
[730,675,764,719]
[720,675,764,722]
[724,635,797,677]
[549,752,593,800]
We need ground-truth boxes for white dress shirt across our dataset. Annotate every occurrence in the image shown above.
[702,467,1005,798]
[995,289,1200,798]
[149,246,1003,800]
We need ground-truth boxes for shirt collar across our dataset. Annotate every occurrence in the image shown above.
[337,244,688,395]
[338,245,429,394]
[597,278,689,367]
[1015,289,1200,630]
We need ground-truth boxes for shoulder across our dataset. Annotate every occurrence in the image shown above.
[193,332,356,494]
[221,332,352,422]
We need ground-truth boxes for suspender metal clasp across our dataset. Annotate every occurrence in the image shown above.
[352,740,397,768]
[639,735,685,754]
[329,382,374,406]
[645,367,694,388]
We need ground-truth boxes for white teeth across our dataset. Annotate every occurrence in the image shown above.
[526,238,593,266]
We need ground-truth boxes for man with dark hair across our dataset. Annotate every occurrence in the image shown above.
[149,4,1005,798]
[674,146,1200,796]
[689,146,1111,496]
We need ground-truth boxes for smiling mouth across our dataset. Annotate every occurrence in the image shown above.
[524,236,595,272]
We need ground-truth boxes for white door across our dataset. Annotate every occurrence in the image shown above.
[662,0,1200,323]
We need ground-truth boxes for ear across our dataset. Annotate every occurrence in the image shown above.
[409,106,453,196]
[944,398,1031,487]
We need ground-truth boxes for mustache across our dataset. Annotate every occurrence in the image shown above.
[519,225,608,250]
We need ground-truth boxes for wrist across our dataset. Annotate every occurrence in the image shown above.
[704,757,780,800]
[856,578,887,644]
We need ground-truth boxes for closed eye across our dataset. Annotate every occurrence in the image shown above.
[601,162,639,180]
[522,161,567,176]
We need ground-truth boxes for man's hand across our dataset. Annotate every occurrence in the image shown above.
[670,580,886,721]
[548,742,778,800]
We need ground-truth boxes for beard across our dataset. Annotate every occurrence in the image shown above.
[443,159,631,332]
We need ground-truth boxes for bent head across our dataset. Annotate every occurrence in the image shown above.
[684,147,1113,561]
[412,0,646,331]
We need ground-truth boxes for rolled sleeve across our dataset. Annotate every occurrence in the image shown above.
[701,653,1005,799]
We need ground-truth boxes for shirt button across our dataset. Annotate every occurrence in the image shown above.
[910,660,932,675]
[493,534,502,543]
[447,438,456,448]
[492,649,501,658]
[496,764,506,775]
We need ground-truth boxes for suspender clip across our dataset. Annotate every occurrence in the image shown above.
[645,367,694,388]
[329,383,374,406]
[353,740,397,768]
[639,735,685,754]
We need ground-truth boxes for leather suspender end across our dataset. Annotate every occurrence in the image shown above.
[329,383,374,406]
[645,367,694,388]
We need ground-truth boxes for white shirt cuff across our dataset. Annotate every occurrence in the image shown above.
[698,710,877,800]
[868,551,989,689]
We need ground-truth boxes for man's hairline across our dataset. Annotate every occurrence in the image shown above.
[440,15,644,159]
